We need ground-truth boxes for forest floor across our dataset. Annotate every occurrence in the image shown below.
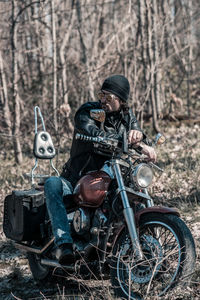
[0,122,200,299]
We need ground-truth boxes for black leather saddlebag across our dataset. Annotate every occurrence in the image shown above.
[3,189,46,241]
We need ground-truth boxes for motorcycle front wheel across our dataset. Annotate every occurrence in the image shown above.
[110,213,196,300]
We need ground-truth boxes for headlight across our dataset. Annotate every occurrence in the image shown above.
[132,163,153,188]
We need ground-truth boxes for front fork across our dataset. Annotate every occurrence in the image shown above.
[113,162,143,260]
[143,188,154,207]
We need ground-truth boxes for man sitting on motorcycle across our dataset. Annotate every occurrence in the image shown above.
[44,74,157,264]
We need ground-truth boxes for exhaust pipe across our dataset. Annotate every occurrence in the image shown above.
[41,258,75,271]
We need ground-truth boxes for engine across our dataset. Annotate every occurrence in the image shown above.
[72,208,91,235]
[72,207,108,236]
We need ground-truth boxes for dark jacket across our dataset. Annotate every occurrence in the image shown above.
[61,102,149,186]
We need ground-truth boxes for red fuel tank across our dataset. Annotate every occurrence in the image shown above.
[73,170,111,207]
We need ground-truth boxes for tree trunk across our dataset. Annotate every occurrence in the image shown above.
[51,0,58,131]
[75,0,95,101]
[0,50,12,136]
[146,0,160,132]
[59,5,75,133]
[12,0,23,164]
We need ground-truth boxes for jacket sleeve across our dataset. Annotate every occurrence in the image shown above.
[74,106,121,140]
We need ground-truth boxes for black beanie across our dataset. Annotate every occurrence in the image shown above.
[101,75,130,102]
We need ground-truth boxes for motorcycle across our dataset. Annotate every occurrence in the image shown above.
[3,107,196,299]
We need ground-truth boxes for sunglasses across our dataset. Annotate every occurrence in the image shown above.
[98,91,119,103]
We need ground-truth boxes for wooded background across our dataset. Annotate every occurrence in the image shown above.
[0,0,199,164]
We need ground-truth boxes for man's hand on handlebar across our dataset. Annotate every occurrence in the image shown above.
[140,144,157,162]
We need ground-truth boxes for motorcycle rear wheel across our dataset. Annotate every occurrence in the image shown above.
[110,213,196,300]
[27,252,51,281]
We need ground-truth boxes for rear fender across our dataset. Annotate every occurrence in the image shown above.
[111,206,180,252]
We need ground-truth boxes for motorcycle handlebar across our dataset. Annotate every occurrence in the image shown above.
[75,133,163,172]
[75,133,136,152]
[75,133,120,149]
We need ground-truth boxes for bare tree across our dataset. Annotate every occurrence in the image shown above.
[0,50,12,136]
[0,0,200,162]
[51,0,58,131]
[12,0,23,164]
[59,2,75,133]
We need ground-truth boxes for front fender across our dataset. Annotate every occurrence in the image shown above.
[135,206,180,226]
[111,206,180,253]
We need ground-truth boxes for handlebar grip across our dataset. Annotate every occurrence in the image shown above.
[75,133,119,149]
[75,133,104,143]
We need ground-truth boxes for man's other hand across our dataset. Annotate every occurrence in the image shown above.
[128,130,143,144]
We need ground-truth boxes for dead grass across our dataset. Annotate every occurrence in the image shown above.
[0,123,199,299]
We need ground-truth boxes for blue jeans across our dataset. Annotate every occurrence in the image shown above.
[44,176,73,246]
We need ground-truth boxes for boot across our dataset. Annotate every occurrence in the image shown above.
[58,243,74,264]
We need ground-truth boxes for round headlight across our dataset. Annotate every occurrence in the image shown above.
[132,164,153,188]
